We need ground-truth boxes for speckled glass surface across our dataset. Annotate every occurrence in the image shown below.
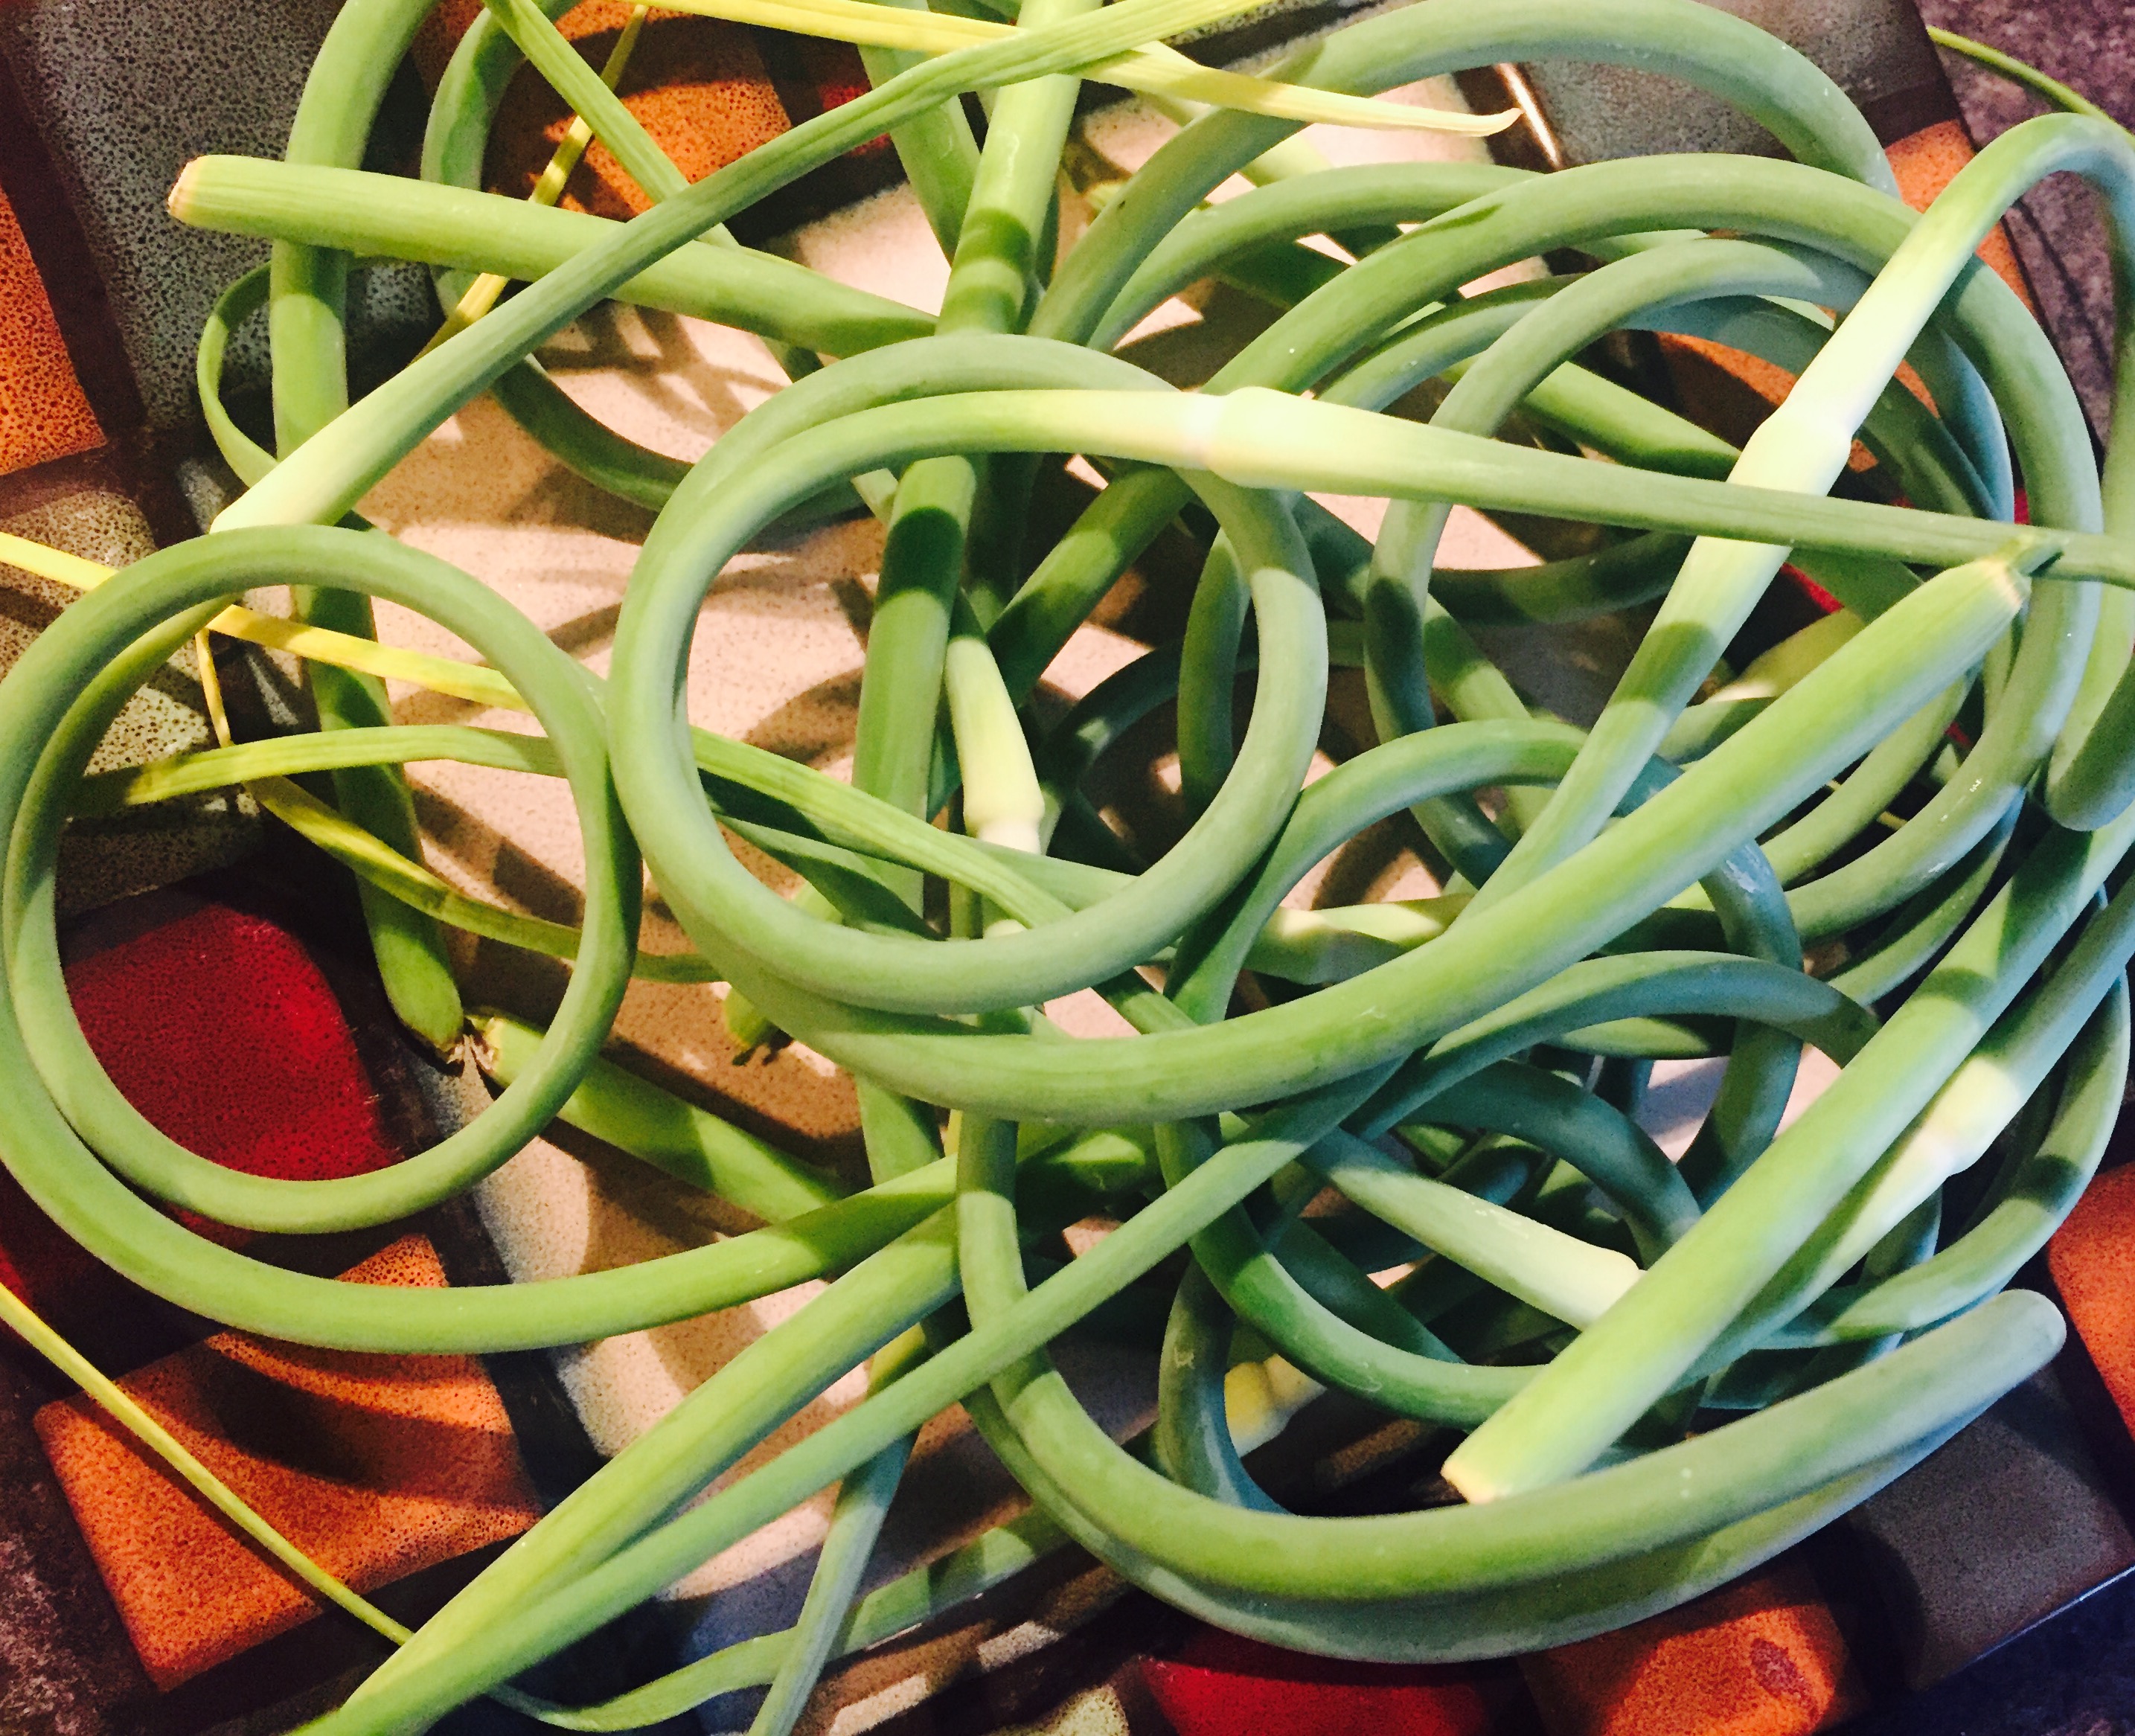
[1913,0,2128,435]
[0,0,431,426]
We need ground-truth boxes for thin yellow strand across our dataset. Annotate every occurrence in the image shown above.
[419,4,654,359]
[0,1281,410,1642]
[0,531,528,713]
[656,0,1515,135]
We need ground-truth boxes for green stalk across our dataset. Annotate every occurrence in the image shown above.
[322,1234,2059,1734]
[1779,982,2128,1346]
[173,160,935,356]
[1442,801,2135,1502]
[214,0,1284,534]
[746,1331,926,1736]
[618,483,2027,1118]
[269,0,464,1052]
[475,1010,845,1219]
[1721,865,2135,1362]
[1456,120,2113,916]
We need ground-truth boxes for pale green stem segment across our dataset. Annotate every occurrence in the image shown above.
[1777,983,2128,1350]
[946,618,1048,854]
[1443,797,2135,1502]
[170,159,936,357]
[1305,1131,1639,1327]
[214,0,1288,534]
[474,1009,846,1219]
[1464,116,2120,917]
[423,3,650,348]
[746,1332,927,1736]
[1716,864,2135,1366]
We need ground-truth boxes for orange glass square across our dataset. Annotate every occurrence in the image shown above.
[0,184,102,475]
[34,1235,541,1688]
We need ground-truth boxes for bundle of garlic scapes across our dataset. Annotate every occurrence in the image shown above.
[0,1,2128,1729]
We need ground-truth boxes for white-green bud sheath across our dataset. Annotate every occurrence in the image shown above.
[946,629,1047,856]
[1310,1130,1639,1328]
